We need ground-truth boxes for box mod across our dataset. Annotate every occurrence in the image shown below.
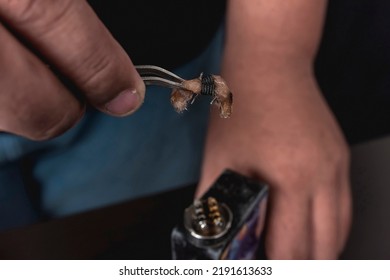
[171,170,268,260]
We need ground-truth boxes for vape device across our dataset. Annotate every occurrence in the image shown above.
[171,170,268,260]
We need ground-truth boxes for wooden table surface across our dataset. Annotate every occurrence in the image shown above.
[0,185,195,259]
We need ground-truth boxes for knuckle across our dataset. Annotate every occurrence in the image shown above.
[300,138,349,168]
[1,0,73,33]
[1,0,36,21]
[75,50,119,104]
[321,139,350,175]
[271,138,350,192]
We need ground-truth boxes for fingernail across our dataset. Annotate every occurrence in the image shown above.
[105,89,141,116]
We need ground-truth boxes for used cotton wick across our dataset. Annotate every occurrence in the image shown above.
[171,73,233,118]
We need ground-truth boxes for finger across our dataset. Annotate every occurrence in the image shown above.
[0,0,145,116]
[313,178,351,259]
[312,185,340,259]
[265,188,313,259]
[313,169,352,259]
[0,23,83,140]
[338,176,352,252]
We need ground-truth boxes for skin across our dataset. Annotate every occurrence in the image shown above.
[197,0,352,259]
[0,0,351,258]
[0,0,145,140]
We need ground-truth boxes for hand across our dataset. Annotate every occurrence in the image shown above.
[197,77,352,259]
[0,0,145,140]
[197,0,352,259]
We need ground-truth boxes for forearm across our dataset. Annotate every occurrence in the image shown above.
[199,0,340,179]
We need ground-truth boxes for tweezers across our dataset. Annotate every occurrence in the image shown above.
[135,65,187,91]
[136,65,216,97]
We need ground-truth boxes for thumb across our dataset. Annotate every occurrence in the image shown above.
[0,0,145,116]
